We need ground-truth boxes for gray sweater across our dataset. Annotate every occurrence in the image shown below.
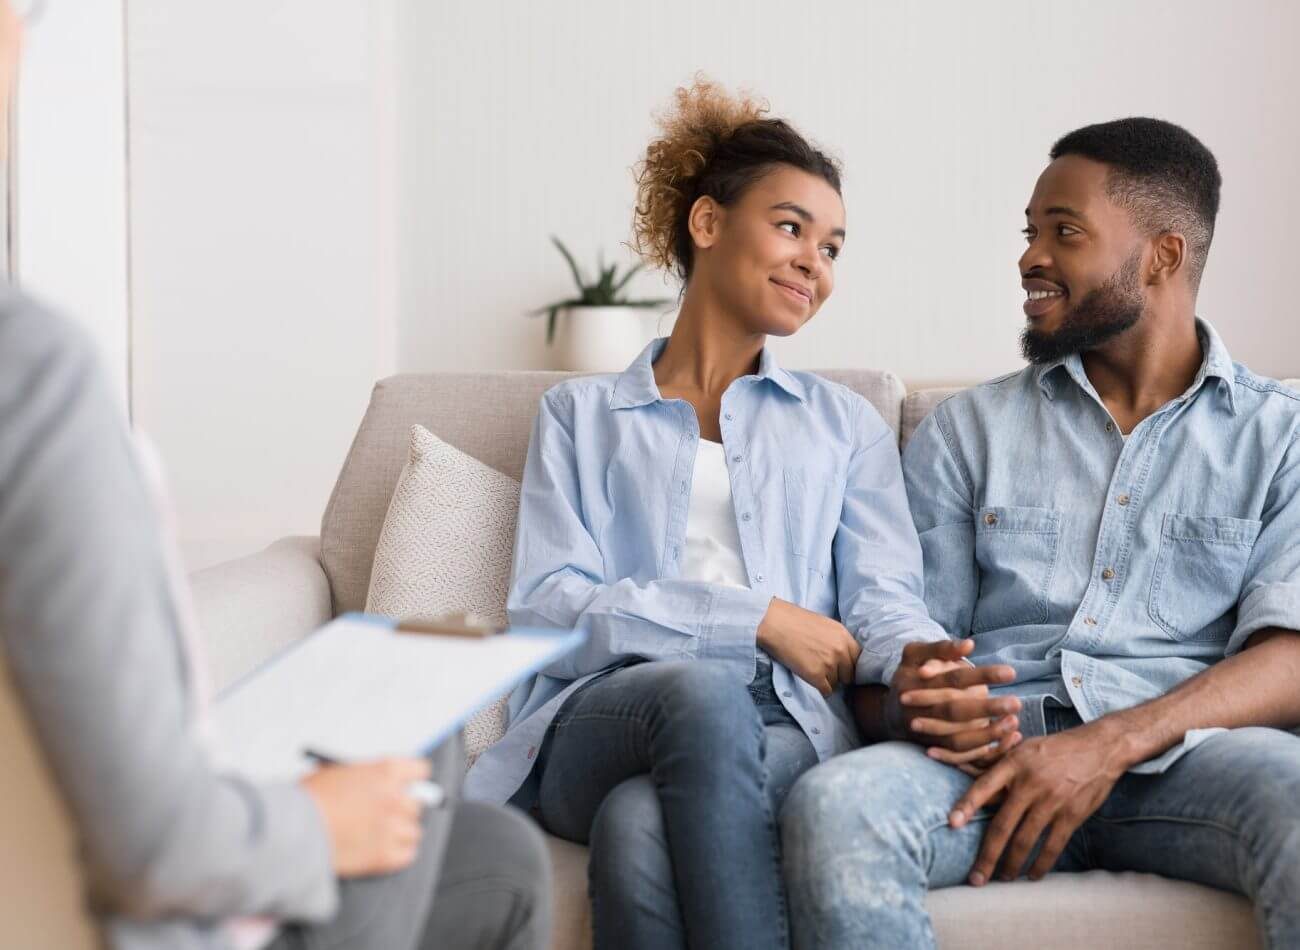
[0,291,335,939]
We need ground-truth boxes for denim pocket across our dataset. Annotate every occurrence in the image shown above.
[1147,513,1261,641]
[971,506,1062,633]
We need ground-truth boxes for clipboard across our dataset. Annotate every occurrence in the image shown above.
[208,612,584,782]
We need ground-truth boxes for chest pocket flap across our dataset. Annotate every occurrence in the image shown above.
[972,505,1063,634]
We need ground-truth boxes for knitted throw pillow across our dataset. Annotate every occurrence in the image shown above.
[365,425,520,765]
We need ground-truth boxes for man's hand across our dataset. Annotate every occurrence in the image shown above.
[888,639,1022,767]
[949,718,1131,884]
[301,757,432,877]
[758,597,862,696]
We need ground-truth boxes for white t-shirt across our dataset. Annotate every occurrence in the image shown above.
[681,439,750,588]
[681,440,772,679]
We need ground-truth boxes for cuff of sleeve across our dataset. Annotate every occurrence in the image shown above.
[1227,582,1300,655]
[265,781,339,922]
[700,587,771,682]
[855,626,952,686]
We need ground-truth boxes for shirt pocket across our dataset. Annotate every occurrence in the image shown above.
[784,466,838,579]
[1147,513,1262,642]
[972,506,1062,634]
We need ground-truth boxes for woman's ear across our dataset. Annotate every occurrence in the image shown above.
[687,195,724,252]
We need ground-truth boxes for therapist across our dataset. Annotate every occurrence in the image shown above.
[0,2,550,947]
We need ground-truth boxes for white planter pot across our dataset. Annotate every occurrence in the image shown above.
[551,305,660,372]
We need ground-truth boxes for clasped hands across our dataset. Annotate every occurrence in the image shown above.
[757,599,1022,767]
[882,640,1128,884]
[761,600,1126,886]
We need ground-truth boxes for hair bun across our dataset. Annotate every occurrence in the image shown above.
[633,76,768,274]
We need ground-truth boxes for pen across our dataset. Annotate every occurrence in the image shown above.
[303,748,447,808]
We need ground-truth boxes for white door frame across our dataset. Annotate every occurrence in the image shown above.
[10,0,131,408]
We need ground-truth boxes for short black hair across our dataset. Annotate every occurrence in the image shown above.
[1050,118,1221,287]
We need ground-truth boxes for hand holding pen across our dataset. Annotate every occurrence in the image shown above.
[299,749,446,877]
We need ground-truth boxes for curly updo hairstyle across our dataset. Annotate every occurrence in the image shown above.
[633,77,842,283]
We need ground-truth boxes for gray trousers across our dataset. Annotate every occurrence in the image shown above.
[105,740,553,950]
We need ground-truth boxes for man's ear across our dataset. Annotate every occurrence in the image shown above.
[687,195,724,252]
[1148,231,1187,286]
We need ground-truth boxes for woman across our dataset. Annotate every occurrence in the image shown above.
[466,79,1001,950]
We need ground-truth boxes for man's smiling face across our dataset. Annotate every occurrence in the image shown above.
[1018,155,1149,364]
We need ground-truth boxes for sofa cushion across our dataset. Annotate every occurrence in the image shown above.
[364,425,520,764]
[543,833,1258,949]
[322,369,905,615]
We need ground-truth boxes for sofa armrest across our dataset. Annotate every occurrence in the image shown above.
[190,535,334,694]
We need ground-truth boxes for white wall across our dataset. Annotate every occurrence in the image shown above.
[15,0,129,404]
[127,1,397,569]
[396,0,1300,382]
[122,0,1300,568]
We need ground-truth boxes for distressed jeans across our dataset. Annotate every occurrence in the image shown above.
[781,704,1300,949]
[535,659,819,950]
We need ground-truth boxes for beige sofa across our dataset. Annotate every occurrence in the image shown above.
[198,368,1272,950]
[9,368,1282,948]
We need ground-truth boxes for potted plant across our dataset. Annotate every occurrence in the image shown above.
[532,236,672,372]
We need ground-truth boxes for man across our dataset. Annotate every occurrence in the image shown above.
[0,3,550,948]
[781,117,1300,949]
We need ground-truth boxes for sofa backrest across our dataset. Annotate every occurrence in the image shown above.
[901,387,963,445]
[322,370,1300,617]
[321,369,907,615]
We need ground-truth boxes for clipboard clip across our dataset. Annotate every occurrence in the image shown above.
[395,611,506,638]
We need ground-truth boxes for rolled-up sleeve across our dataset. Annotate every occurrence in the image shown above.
[508,390,770,685]
[1228,428,1300,655]
[835,400,950,686]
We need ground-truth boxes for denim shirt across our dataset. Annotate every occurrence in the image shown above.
[465,338,948,804]
[903,320,1300,772]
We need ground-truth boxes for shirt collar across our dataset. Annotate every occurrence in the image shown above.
[1036,318,1237,414]
[609,337,807,410]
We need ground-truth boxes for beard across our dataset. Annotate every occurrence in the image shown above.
[1020,250,1145,364]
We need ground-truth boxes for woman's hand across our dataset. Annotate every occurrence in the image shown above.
[301,757,431,877]
[757,597,862,696]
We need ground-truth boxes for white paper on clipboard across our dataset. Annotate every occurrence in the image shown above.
[208,612,584,782]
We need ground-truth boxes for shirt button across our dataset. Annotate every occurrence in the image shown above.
[732,454,743,462]
[755,573,765,583]
[1071,675,1083,687]
[984,513,998,526]
[1101,567,1115,581]
[1084,616,1098,626]
[1105,421,1114,432]
[742,512,752,522]
[783,690,794,698]
[724,412,734,421]
[811,727,821,735]
[1117,494,1131,507]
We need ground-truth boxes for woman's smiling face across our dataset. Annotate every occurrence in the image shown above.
[691,164,846,338]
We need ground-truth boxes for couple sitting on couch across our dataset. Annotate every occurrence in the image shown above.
[464,80,1300,950]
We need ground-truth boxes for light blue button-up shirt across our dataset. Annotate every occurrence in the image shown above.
[465,338,949,805]
[903,320,1300,772]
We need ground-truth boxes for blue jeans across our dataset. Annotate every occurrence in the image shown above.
[535,659,818,950]
[781,704,1300,949]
